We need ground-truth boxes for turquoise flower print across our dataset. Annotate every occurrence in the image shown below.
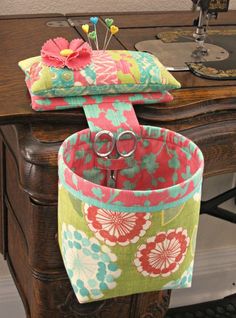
[141,153,159,174]
[163,261,193,289]
[105,109,126,126]
[61,224,121,303]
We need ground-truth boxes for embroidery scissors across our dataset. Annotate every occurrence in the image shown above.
[93,130,137,188]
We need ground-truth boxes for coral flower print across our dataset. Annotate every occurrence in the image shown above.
[83,203,152,246]
[29,62,42,82]
[134,228,189,277]
[41,37,92,70]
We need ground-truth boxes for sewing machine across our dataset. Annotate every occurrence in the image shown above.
[135,0,236,79]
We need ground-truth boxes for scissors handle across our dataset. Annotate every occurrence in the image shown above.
[93,129,137,189]
[116,130,137,158]
[94,130,137,158]
[93,130,115,158]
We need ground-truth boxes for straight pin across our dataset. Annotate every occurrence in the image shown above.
[90,17,99,50]
[103,18,114,50]
[82,24,92,48]
[104,25,119,51]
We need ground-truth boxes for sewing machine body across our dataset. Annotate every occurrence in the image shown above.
[135,0,235,79]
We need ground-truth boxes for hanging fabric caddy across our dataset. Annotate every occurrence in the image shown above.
[19,35,204,304]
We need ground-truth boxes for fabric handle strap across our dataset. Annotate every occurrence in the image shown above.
[83,101,141,137]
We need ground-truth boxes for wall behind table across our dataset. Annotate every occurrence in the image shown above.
[1,0,236,15]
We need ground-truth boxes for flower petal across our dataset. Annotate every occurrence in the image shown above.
[66,45,92,70]
[41,37,69,56]
[41,55,65,69]
[41,37,70,68]
[66,55,91,71]
[69,38,85,51]
[52,37,70,51]
[41,37,92,70]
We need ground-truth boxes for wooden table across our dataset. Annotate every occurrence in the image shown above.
[0,11,236,318]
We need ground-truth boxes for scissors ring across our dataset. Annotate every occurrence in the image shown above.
[93,130,115,157]
[93,130,137,188]
[116,130,137,158]
[94,129,137,158]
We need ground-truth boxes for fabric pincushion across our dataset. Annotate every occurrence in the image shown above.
[18,37,180,111]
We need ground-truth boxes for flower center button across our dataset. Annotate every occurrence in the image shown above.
[60,49,74,57]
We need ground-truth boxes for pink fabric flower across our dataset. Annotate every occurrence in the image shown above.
[41,37,92,71]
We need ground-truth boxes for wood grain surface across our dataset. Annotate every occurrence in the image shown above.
[0,15,78,123]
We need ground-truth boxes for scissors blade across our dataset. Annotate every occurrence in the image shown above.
[107,169,116,188]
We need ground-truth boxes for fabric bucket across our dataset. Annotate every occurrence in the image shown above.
[58,125,204,303]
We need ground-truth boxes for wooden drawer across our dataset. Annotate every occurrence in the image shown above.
[5,144,64,271]
[6,199,31,317]
[0,132,4,254]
